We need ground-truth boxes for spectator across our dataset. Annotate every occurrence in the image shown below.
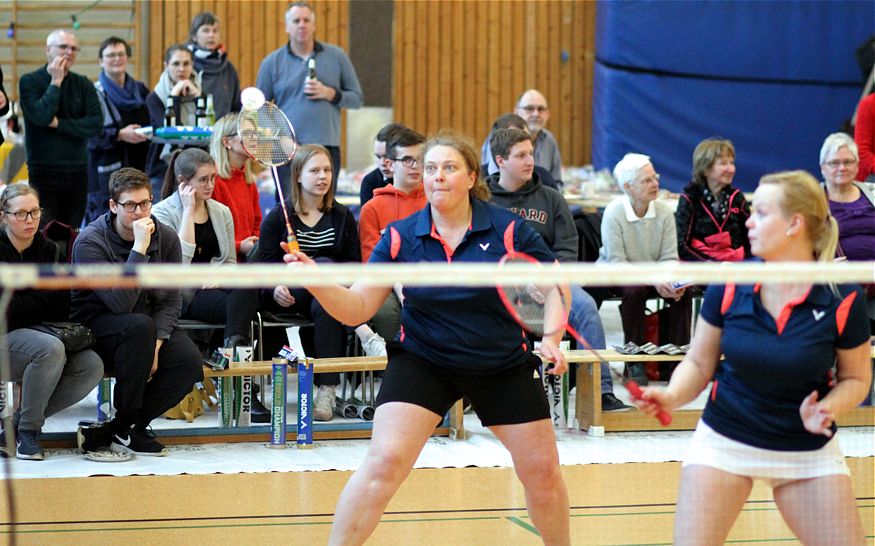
[256,1,363,194]
[19,29,102,228]
[593,153,692,385]
[676,138,750,262]
[256,144,360,421]
[152,148,258,350]
[357,126,429,356]
[210,112,262,262]
[72,168,203,457]
[0,183,103,460]
[486,127,630,411]
[854,91,875,181]
[186,12,242,118]
[359,123,406,206]
[481,90,562,184]
[480,113,559,189]
[146,44,204,199]
[86,36,150,223]
[819,132,875,333]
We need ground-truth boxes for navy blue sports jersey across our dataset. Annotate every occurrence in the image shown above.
[700,281,869,451]
[370,199,555,374]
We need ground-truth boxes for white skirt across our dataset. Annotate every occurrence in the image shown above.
[683,421,850,489]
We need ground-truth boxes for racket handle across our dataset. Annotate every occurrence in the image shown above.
[286,235,300,254]
[625,380,672,426]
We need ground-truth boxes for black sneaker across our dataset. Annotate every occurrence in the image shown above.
[0,427,9,458]
[77,422,114,453]
[602,392,633,412]
[15,429,44,461]
[111,427,168,457]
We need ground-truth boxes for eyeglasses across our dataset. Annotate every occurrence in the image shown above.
[51,43,80,53]
[3,208,43,221]
[116,199,153,213]
[518,105,548,113]
[102,52,127,59]
[636,173,661,185]
[389,155,423,168]
[824,158,857,169]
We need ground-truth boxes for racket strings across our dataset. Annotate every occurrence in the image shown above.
[239,104,297,167]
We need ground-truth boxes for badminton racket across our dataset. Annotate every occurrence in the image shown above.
[496,251,672,426]
[238,100,300,252]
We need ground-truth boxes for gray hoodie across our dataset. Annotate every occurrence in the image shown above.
[71,213,183,339]
[486,172,578,262]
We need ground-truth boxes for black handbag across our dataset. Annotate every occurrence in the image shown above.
[29,322,96,353]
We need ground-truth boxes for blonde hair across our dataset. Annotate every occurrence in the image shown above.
[758,170,838,262]
[290,144,335,214]
[424,131,491,201]
[210,112,257,184]
[0,182,39,213]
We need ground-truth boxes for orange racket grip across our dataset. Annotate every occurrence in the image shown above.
[626,380,672,426]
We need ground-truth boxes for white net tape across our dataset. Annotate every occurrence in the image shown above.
[0,261,872,290]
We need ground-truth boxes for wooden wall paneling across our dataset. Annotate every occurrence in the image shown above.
[438,3,454,130]
[238,0,253,88]
[243,1,261,89]
[484,2,501,137]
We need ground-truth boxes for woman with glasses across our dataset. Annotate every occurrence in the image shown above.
[0,183,103,460]
[209,113,261,263]
[591,153,692,385]
[152,148,258,351]
[87,37,151,224]
[675,138,750,262]
[819,133,875,338]
[256,144,360,422]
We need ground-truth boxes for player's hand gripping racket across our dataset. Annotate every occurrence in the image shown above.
[496,251,672,426]
[238,97,300,252]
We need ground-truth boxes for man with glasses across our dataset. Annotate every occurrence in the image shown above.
[481,89,563,184]
[359,123,405,206]
[72,168,203,458]
[87,37,151,224]
[19,29,102,229]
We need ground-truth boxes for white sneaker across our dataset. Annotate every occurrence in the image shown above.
[314,385,336,421]
[362,333,387,357]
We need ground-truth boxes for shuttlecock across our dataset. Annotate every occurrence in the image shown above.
[241,87,265,111]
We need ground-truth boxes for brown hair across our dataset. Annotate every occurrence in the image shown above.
[109,168,151,202]
[692,138,735,187]
[758,170,838,262]
[489,127,532,165]
[163,148,216,200]
[424,131,491,201]
[0,182,39,214]
[290,144,335,214]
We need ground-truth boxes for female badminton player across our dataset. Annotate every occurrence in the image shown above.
[283,132,572,546]
[637,170,871,545]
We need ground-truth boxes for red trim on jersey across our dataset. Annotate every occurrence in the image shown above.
[774,286,812,335]
[503,221,516,253]
[836,291,858,336]
[710,379,719,402]
[389,227,401,259]
[720,283,736,315]
[429,222,455,262]
[399,325,405,342]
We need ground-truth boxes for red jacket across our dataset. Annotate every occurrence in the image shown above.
[358,183,426,262]
[855,93,875,180]
[212,169,262,260]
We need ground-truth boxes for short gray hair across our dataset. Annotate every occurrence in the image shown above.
[819,132,858,165]
[613,153,652,191]
[286,2,315,23]
[46,29,75,46]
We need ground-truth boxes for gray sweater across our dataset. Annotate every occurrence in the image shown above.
[152,193,236,265]
[597,196,679,263]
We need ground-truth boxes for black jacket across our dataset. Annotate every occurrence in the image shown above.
[675,181,750,262]
[0,230,70,330]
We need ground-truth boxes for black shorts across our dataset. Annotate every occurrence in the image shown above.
[376,342,551,426]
